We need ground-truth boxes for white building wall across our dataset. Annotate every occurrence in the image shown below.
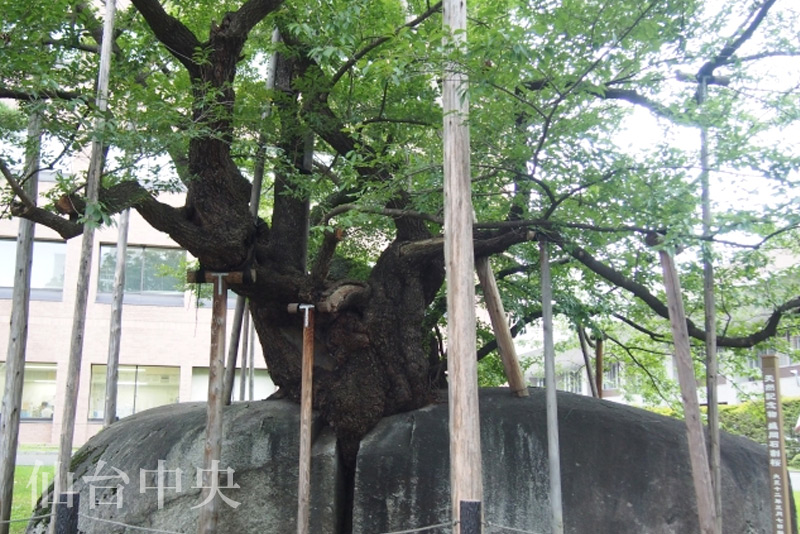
[0,190,275,446]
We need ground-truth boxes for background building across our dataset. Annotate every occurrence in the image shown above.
[0,170,275,446]
[524,338,800,405]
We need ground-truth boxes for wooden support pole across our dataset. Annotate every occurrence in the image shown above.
[0,112,40,534]
[761,354,793,534]
[188,271,239,534]
[540,239,564,534]
[223,296,246,405]
[104,208,130,427]
[656,247,718,534]
[53,4,115,531]
[288,303,315,534]
[595,337,604,399]
[224,28,277,407]
[577,328,598,398]
[443,0,483,531]
[698,76,722,534]
[475,257,528,397]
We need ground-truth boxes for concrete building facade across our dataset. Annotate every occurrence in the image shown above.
[0,174,275,446]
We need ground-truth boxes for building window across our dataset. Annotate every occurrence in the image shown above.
[529,376,546,388]
[559,369,583,394]
[190,367,274,402]
[528,370,583,394]
[0,239,66,301]
[0,363,57,420]
[88,365,180,420]
[97,244,185,306]
[604,362,621,391]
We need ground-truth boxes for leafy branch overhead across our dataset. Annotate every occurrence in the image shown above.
[1,0,798,425]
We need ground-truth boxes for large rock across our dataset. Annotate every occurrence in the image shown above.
[353,388,777,534]
[28,389,780,533]
[27,400,342,534]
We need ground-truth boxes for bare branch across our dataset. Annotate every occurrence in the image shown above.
[696,0,778,80]
[323,203,444,226]
[550,233,800,349]
[330,2,443,88]
[604,332,672,404]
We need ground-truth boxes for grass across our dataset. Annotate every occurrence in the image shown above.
[9,464,54,534]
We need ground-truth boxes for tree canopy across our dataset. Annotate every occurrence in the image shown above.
[1,0,799,435]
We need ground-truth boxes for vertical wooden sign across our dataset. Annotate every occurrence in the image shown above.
[761,354,793,534]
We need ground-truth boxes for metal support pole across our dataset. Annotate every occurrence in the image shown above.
[239,305,250,402]
[540,239,564,534]
[105,208,130,427]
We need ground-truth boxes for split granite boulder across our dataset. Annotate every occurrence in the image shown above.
[27,388,780,533]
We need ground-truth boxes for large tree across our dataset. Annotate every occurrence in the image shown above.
[2,0,799,457]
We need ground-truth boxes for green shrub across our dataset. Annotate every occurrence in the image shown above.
[719,398,800,462]
[646,398,800,463]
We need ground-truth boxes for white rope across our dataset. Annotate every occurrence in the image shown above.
[376,520,455,534]
[78,513,185,534]
[485,521,542,534]
[0,513,51,524]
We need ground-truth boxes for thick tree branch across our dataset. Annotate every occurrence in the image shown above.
[8,202,84,240]
[129,0,202,73]
[0,87,84,101]
[227,0,285,37]
[0,158,36,210]
[309,228,344,288]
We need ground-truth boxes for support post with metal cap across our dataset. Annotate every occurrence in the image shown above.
[188,270,247,534]
[288,303,316,534]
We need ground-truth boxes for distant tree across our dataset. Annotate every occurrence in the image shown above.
[1,0,799,460]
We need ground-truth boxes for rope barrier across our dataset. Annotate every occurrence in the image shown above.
[484,521,542,534]
[78,513,185,534]
[376,520,455,534]
[0,513,51,524]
